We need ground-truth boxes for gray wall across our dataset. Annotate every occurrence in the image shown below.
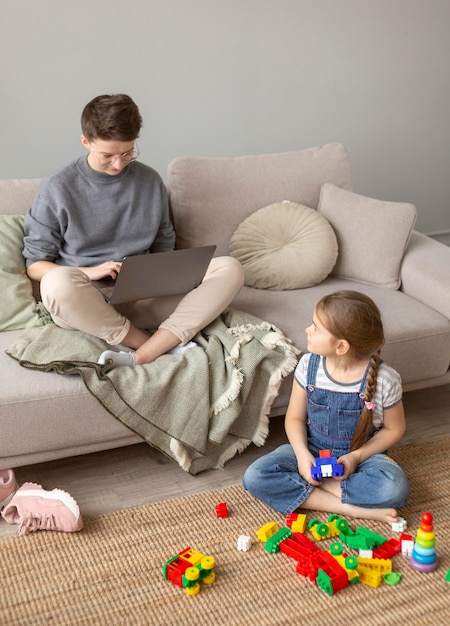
[1,0,449,235]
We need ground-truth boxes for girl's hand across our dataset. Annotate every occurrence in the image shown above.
[335,451,360,480]
[297,453,323,487]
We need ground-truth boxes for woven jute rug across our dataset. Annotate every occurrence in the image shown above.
[1,437,449,626]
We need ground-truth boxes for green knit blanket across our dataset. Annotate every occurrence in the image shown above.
[7,309,299,474]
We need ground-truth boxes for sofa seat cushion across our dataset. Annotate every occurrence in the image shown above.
[232,278,450,388]
[318,184,417,289]
[229,201,338,290]
[0,330,141,469]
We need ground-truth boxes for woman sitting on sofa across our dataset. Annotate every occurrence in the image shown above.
[22,93,243,369]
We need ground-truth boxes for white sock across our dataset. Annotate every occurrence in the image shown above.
[97,350,137,368]
[166,341,197,355]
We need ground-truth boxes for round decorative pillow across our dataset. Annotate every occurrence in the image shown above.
[229,201,338,290]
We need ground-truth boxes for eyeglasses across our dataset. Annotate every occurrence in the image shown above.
[90,142,140,166]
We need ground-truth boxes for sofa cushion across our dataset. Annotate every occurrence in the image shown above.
[318,183,417,289]
[168,143,352,256]
[229,201,338,289]
[0,215,49,330]
[0,330,141,468]
[0,178,40,216]
[232,277,450,389]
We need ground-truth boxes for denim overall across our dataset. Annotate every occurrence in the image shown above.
[242,354,410,515]
[306,354,372,458]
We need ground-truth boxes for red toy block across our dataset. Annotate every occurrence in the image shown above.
[314,551,348,595]
[215,502,229,518]
[291,532,318,551]
[285,513,298,528]
[373,538,401,559]
[280,534,319,562]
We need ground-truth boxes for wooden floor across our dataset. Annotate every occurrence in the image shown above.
[1,385,449,538]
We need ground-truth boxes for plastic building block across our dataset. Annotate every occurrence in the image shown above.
[329,542,359,583]
[334,517,376,550]
[339,530,370,551]
[357,556,392,589]
[280,533,319,562]
[308,518,339,541]
[163,547,216,595]
[314,551,348,595]
[358,556,392,575]
[291,531,320,552]
[354,526,387,548]
[215,502,229,518]
[291,516,307,533]
[358,568,382,588]
[445,568,450,583]
[339,523,387,550]
[293,534,322,581]
[285,512,307,533]
[256,521,279,542]
[410,511,438,572]
[265,526,292,553]
[295,542,349,592]
[311,449,344,481]
[400,532,414,556]
[357,556,392,588]
[285,513,298,528]
[373,538,401,559]
[359,549,373,558]
[237,535,252,551]
[391,517,407,532]
[384,572,402,586]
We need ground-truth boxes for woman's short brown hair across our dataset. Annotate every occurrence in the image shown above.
[81,94,143,141]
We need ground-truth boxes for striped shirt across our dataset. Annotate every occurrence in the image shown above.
[295,353,403,429]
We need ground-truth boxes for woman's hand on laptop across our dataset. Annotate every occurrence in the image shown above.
[81,261,122,281]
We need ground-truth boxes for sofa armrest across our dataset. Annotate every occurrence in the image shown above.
[400,231,450,319]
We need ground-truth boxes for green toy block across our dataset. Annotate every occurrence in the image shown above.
[355,526,387,548]
[264,526,292,553]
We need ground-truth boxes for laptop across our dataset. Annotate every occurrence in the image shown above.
[92,245,216,305]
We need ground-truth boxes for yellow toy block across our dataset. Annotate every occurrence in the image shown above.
[358,556,392,575]
[309,519,340,541]
[358,568,382,588]
[181,547,204,566]
[256,521,279,542]
[291,514,307,533]
[331,554,359,583]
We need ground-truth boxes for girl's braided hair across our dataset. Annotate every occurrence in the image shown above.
[315,290,385,451]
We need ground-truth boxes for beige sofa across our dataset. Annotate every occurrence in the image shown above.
[1,143,449,470]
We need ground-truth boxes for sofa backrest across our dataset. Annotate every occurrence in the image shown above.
[167,143,352,256]
[0,179,40,216]
[0,143,352,255]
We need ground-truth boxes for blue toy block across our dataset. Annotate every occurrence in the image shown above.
[311,450,344,481]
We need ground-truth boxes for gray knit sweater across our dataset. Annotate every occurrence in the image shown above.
[23,156,176,267]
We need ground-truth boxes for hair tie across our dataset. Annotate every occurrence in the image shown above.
[364,401,375,410]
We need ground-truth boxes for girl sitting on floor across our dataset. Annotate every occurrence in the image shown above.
[243,290,410,525]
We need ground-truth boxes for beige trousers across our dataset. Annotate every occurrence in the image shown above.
[40,257,244,346]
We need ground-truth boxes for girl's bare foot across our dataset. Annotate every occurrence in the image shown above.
[300,486,399,526]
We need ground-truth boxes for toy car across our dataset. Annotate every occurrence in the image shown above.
[162,547,216,596]
[311,449,344,480]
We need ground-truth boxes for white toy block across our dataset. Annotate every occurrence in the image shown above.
[401,539,414,556]
[391,517,407,532]
[359,549,373,558]
[237,535,252,551]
